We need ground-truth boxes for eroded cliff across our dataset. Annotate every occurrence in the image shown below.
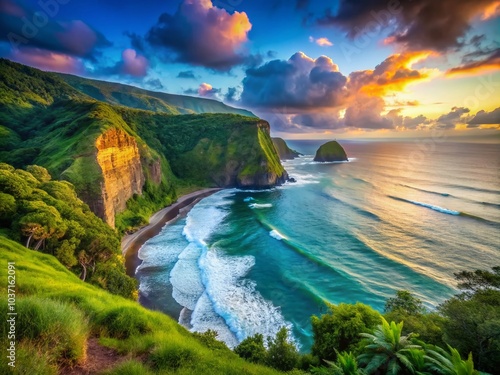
[95,128,145,227]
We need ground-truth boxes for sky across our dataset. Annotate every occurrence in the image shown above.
[1,0,499,139]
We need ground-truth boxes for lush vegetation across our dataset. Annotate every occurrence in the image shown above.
[313,141,348,162]
[0,163,136,298]
[272,137,301,160]
[0,59,284,233]
[233,267,499,375]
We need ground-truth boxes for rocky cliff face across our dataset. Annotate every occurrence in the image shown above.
[95,128,145,227]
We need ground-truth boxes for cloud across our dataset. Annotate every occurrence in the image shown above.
[435,107,471,128]
[446,48,500,77]
[347,51,436,96]
[93,49,149,78]
[386,109,431,129]
[120,49,148,77]
[144,78,164,90]
[468,107,500,125]
[177,70,197,79]
[185,82,220,98]
[309,36,333,47]
[124,31,146,53]
[291,112,344,129]
[146,0,252,71]
[9,47,84,74]
[344,95,394,129]
[224,86,241,103]
[241,52,347,109]
[313,0,499,52]
[0,0,111,60]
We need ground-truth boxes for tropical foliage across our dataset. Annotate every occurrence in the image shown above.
[0,163,136,298]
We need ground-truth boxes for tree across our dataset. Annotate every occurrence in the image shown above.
[234,333,267,364]
[26,165,51,183]
[55,239,78,268]
[453,267,500,294]
[312,302,381,361]
[18,208,66,249]
[0,192,16,222]
[439,266,500,373]
[357,318,422,375]
[425,345,479,375]
[385,290,425,315]
[266,327,299,371]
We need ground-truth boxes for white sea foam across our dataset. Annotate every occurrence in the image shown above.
[407,200,460,215]
[191,292,239,348]
[198,249,292,343]
[249,203,273,209]
[269,229,286,240]
[169,190,295,347]
[170,244,204,310]
[137,225,188,272]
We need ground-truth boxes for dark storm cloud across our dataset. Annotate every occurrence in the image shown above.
[313,0,499,52]
[145,0,253,71]
[0,0,111,60]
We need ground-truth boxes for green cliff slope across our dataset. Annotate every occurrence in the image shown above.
[272,137,301,160]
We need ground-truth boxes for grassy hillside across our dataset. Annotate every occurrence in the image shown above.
[59,73,256,117]
[0,235,281,375]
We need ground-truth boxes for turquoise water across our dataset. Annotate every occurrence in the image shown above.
[136,140,500,351]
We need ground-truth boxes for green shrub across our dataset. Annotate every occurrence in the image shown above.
[235,333,267,364]
[311,302,381,361]
[266,327,299,372]
[192,329,230,351]
[149,342,199,370]
[97,306,153,339]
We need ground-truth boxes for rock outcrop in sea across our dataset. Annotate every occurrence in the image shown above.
[314,141,348,162]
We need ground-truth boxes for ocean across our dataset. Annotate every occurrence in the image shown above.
[135,140,500,351]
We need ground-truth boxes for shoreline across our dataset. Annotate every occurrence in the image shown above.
[121,187,222,277]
